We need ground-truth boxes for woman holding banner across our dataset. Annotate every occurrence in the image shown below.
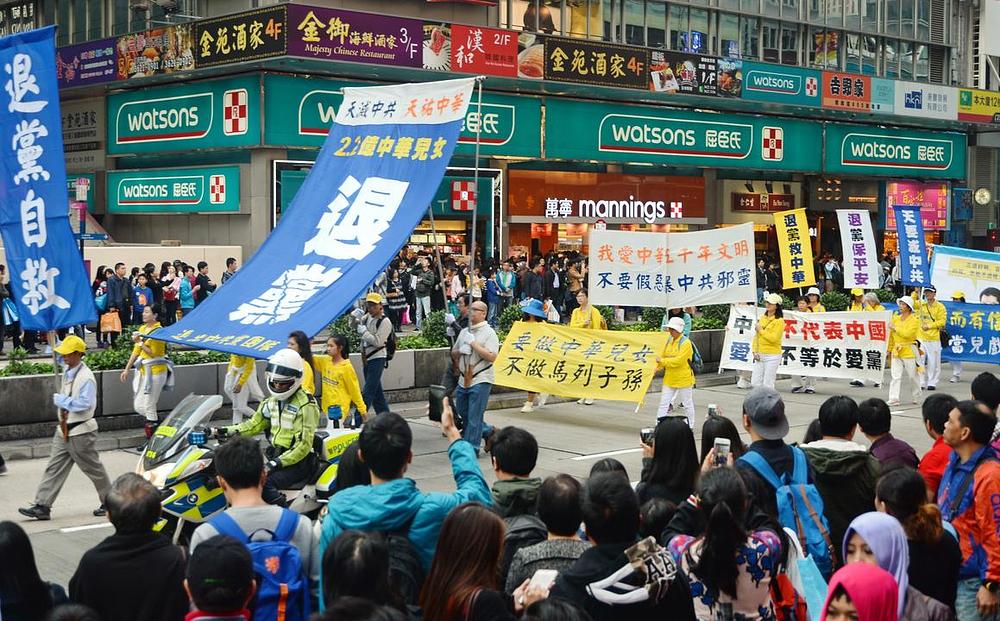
[570,289,605,406]
[791,296,816,394]
[520,298,550,413]
[751,294,785,390]
[887,296,922,406]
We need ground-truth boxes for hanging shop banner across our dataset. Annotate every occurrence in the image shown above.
[836,209,879,289]
[61,97,105,172]
[193,5,288,68]
[893,205,931,287]
[822,71,872,111]
[958,89,1000,124]
[740,61,820,107]
[587,224,756,308]
[107,74,261,155]
[262,74,541,158]
[941,302,1000,362]
[116,24,195,79]
[493,321,669,403]
[0,1,36,38]
[66,173,95,213]
[823,124,965,179]
[648,51,742,97]
[56,38,117,88]
[150,78,475,357]
[930,246,1000,303]
[287,5,422,68]
[894,81,959,121]
[450,24,517,77]
[885,181,950,231]
[0,26,96,331]
[720,306,890,383]
[774,208,817,289]
[543,36,648,90]
[545,98,823,171]
[107,166,241,214]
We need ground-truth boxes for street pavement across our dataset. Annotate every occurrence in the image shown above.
[1,363,989,587]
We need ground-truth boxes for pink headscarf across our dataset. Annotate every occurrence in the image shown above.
[820,563,899,621]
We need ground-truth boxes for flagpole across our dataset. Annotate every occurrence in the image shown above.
[468,76,486,284]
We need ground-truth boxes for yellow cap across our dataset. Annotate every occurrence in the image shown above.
[952,291,965,299]
[365,292,384,304]
[851,288,864,296]
[54,335,87,355]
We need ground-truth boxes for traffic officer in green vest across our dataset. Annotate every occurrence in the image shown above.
[214,347,320,507]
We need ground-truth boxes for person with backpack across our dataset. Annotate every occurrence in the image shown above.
[216,348,321,508]
[317,403,491,610]
[489,427,546,582]
[190,436,317,618]
[735,387,836,579]
[184,535,257,621]
[351,292,396,415]
[656,317,696,428]
[453,300,500,455]
[800,396,882,569]
[937,400,1000,621]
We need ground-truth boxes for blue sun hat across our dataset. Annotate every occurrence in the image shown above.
[520,298,548,319]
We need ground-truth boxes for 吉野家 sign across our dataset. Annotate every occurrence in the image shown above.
[108,74,261,155]
[824,124,966,180]
[194,5,288,68]
[107,166,241,213]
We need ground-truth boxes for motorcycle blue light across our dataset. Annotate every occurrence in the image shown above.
[187,430,207,446]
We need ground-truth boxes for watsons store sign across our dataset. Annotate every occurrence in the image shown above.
[825,124,966,179]
[262,74,541,157]
[740,62,821,107]
[108,166,241,213]
[545,98,823,171]
[108,75,260,154]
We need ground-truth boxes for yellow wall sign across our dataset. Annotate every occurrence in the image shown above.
[774,208,817,289]
[958,88,1000,124]
[493,321,669,403]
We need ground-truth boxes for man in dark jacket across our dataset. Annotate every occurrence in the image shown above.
[524,260,544,300]
[105,262,131,345]
[70,473,188,621]
[550,473,695,621]
[490,427,545,579]
[801,395,881,566]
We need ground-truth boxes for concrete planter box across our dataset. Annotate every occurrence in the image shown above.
[0,330,727,438]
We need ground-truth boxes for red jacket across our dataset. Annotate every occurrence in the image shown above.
[937,446,1000,582]
[919,436,952,497]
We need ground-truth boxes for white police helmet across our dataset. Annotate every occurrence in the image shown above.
[265,348,304,401]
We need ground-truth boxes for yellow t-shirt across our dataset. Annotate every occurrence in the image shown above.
[809,303,826,313]
[848,302,864,312]
[916,299,947,342]
[132,322,166,375]
[227,355,256,386]
[865,304,885,312]
[753,315,785,355]
[301,360,316,396]
[314,355,367,419]
[890,313,920,358]
[570,306,604,330]
[659,335,694,388]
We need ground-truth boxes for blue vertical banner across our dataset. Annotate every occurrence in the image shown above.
[893,204,930,287]
[0,26,96,331]
[152,78,476,358]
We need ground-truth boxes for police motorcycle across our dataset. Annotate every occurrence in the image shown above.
[135,352,361,545]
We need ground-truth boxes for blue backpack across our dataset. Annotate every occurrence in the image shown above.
[210,509,310,621]
[678,336,704,373]
[739,447,835,579]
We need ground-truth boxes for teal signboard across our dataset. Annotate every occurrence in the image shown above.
[108,166,241,213]
[546,98,823,172]
[108,75,261,155]
[262,74,541,158]
[741,62,821,107]
[824,124,966,179]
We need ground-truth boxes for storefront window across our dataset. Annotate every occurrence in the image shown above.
[669,4,689,50]
[781,24,800,63]
[883,38,899,77]
[648,1,667,47]
[719,0,740,15]
[783,0,801,21]
[917,0,930,40]
[915,43,928,80]
[720,13,740,57]
[741,16,760,59]
[809,0,823,23]
[845,0,862,31]
[690,8,710,53]
[900,40,913,79]
[884,0,899,34]
[764,0,781,18]
[810,28,840,68]
[900,0,914,36]
[56,0,70,45]
[826,0,844,26]
[763,19,780,61]
[742,0,761,14]
[502,0,562,35]
[846,34,862,72]
[72,0,86,42]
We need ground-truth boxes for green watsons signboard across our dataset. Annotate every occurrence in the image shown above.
[545,98,823,172]
[262,74,541,158]
[108,166,241,213]
[824,124,966,178]
[108,75,261,155]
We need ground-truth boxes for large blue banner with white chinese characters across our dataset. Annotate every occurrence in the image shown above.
[152,78,476,358]
[893,204,931,288]
[0,26,96,331]
[941,301,1000,363]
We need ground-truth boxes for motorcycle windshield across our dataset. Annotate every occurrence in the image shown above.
[143,394,221,469]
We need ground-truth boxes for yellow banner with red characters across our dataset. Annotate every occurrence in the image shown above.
[774,208,816,290]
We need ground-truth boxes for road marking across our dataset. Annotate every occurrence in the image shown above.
[60,523,112,534]
[571,447,642,461]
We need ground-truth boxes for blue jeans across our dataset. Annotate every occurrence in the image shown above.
[957,577,999,621]
[455,382,493,455]
[362,358,390,414]
[487,302,499,327]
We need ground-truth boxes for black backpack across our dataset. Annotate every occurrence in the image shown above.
[378,516,424,606]
[377,316,397,362]
[499,514,547,584]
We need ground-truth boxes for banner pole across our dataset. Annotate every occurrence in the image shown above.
[468,76,485,284]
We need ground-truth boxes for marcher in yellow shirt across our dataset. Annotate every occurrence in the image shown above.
[888,296,922,405]
[806,286,825,312]
[848,288,866,312]
[313,335,367,430]
[287,330,316,396]
[752,294,785,390]
[656,317,695,428]
[570,288,603,406]
[915,285,947,390]
[862,292,885,312]
[224,354,264,423]
[121,306,169,436]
